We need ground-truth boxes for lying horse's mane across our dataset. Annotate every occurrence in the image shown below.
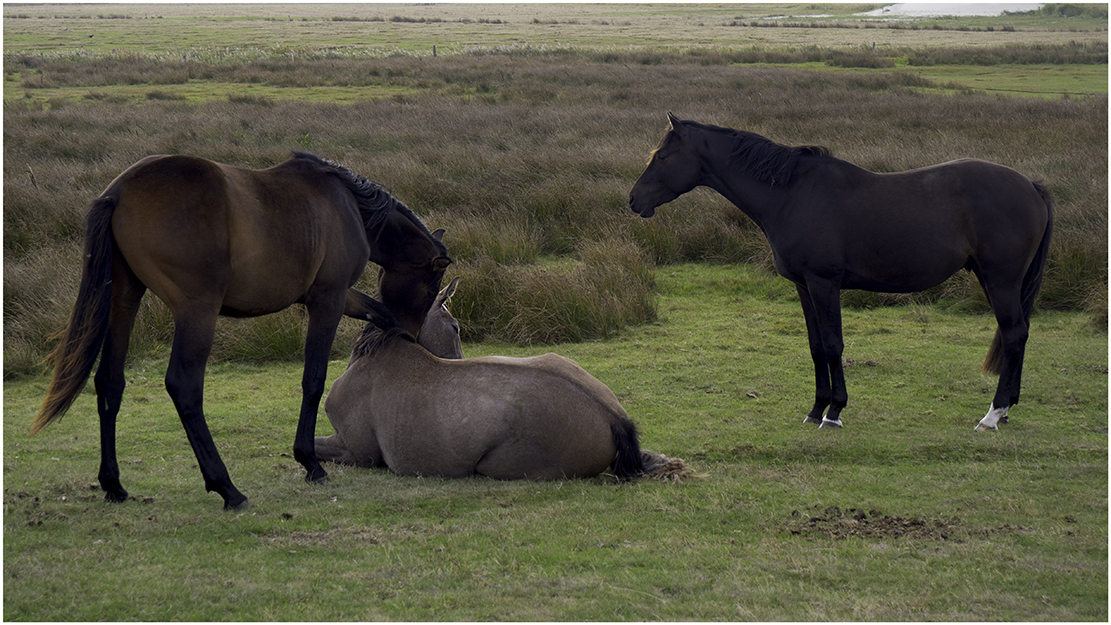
[686,122,831,186]
[289,152,448,256]
[351,321,415,362]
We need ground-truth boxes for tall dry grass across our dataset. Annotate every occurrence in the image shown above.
[4,54,1106,377]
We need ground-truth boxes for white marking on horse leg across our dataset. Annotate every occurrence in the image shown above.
[819,416,842,429]
[974,404,1008,431]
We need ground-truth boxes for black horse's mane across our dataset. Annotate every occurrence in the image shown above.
[350,320,415,362]
[684,122,831,186]
[729,131,830,186]
[290,151,448,256]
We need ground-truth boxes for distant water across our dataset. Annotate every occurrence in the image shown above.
[860,4,1043,17]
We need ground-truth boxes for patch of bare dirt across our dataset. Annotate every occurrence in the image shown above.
[786,505,962,541]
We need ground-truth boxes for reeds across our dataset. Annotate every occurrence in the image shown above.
[4,53,1105,376]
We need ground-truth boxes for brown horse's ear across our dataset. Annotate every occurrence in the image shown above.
[431,228,445,241]
[433,256,452,270]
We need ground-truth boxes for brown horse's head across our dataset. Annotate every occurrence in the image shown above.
[373,221,452,339]
[629,112,704,218]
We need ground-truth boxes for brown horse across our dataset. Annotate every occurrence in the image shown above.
[33,152,451,510]
[629,113,1052,431]
[316,282,646,480]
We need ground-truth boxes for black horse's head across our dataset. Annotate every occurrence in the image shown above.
[629,112,704,218]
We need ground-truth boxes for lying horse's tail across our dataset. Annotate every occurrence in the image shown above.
[610,419,644,479]
[32,195,118,434]
[983,181,1054,375]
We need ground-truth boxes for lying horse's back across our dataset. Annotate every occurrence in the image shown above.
[323,337,640,480]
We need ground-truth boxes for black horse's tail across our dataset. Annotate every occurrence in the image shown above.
[32,195,118,434]
[983,181,1054,375]
[610,418,645,479]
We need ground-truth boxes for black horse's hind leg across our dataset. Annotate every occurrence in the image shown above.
[795,282,848,428]
[93,265,146,503]
[166,305,249,510]
[976,286,1029,431]
[292,292,346,484]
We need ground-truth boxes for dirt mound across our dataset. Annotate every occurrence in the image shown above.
[786,505,961,540]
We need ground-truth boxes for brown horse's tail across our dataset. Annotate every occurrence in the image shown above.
[983,181,1054,375]
[610,418,645,479]
[31,195,119,435]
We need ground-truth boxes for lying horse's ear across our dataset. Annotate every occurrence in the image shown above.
[431,228,445,241]
[441,276,459,303]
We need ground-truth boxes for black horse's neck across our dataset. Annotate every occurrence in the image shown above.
[694,126,829,231]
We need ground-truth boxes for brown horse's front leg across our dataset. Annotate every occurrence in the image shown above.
[343,288,397,327]
[295,292,347,484]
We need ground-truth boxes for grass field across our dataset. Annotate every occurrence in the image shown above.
[4,264,1107,621]
[3,4,1108,621]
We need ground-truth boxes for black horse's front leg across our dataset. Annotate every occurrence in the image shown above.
[795,282,847,428]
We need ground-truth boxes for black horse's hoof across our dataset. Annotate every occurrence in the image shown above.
[224,497,252,511]
[104,490,129,504]
[307,473,329,485]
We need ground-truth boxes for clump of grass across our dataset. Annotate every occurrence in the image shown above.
[448,238,656,345]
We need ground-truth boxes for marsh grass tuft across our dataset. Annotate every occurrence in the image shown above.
[448,238,656,345]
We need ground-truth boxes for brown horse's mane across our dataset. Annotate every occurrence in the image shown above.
[351,320,415,362]
[683,121,831,186]
[289,152,448,257]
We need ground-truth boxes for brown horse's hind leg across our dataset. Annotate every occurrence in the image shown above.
[165,304,250,510]
[93,262,146,503]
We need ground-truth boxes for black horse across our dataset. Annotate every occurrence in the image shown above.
[34,152,451,510]
[629,113,1053,431]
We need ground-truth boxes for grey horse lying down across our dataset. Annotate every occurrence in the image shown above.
[317,279,689,480]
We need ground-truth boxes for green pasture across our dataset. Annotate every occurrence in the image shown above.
[4,264,1107,621]
[4,3,1107,56]
[4,2,1108,104]
[2,3,1107,621]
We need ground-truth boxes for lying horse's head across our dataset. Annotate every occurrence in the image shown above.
[353,277,462,362]
[417,277,462,359]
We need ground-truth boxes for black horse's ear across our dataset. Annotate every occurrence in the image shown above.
[431,228,445,241]
[667,111,681,129]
